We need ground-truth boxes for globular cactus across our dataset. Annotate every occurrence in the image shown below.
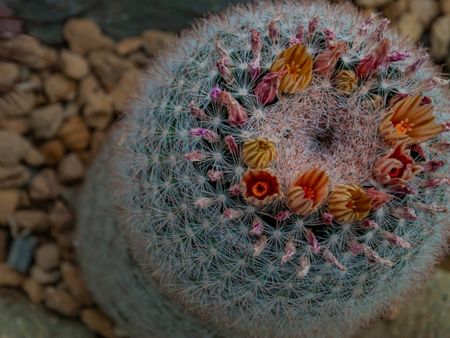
[77,1,450,337]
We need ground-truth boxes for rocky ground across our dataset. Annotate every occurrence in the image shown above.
[0,1,449,337]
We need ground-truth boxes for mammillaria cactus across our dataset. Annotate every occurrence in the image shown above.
[76,1,450,337]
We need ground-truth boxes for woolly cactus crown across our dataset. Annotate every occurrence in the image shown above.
[113,1,449,337]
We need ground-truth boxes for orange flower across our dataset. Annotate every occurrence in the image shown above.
[333,70,358,95]
[242,137,277,168]
[241,169,282,207]
[287,168,329,216]
[380,95,443,145]
[328,185,372,222]
[373,143,423,186]
[270,43,313,94]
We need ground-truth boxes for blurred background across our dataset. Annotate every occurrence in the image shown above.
[0,0,449,337]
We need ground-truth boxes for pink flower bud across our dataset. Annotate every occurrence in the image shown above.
[370,18,390,43]
[422,160,445,173]
[357,15,375,36]
[189,101,207,120]
[210,85,222,103]
[253,235,267,257]
[392,207,417,220]
[207,170,223,182]
[356,38,390,78]
[250,29,262,57]
[281,240,296,264]
[381,231,411,249]
[423,178,449,188]
[228,184,241,196]
[361,219,379,230]
[295,25,305,43]
[215,39,229,61]
[254,70,284,105]
[391,184,418,195]
[189,128,219,142]
[322,249,346,271]
[268,19,279,44]
[305,229,320,254]
[405,55,427,76]
[322,212,334,225]
[216,58,234,84]
[219,91,248,125]
[308,17,319,36]
[224,135,239,154]
[348,240,364,255]
[184,150,205,162]
[248,57,261,79]
[223,208,239,220]
[385,51,410,63]
[194,197,213,209]
[366,188,394,210]
[420,96,432,105]
[314,41,347,76]
[364,246,393,267]
[274,210,291,221]
[250,217,264,236]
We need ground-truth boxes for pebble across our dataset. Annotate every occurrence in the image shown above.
[141,30,176,56]
[0,229,7,262]
[29,169,60,201]
[0,189,20,224]
[382,0,409,21]
[88,50,133,91]
[355,0,393,7]
[61,262,93,306]
[30,265,61,285]
[115,37,143,56]
[58,153,85,182]
[83,91,113,129]
[0,90,35,117]
[44,73,77,103]
[0,130,44,166]
[58,116,90,151]
[442,0,450,14]
[60,49,89,80]
[78,75,101,106]
[6,236,37,273]
[431,15,450,61]
[39,140,66,165]
[49,201,73,230]
[111,69,140,112]
[0,165,30,189]
[410,0,439,25]
[12,209,49,232]
[396,13,425,42]
[44,287,80,317]
[0,262,25,286]
[0,117,29,134]
[81,308,116,338]
[30,103,64,139]
[63,18,114,54]
[0,35,57,69]
[22,277,44,303]
[0,61,20,86]
[35,242,60,271]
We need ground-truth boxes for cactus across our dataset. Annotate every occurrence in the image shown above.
[77,1,450,337]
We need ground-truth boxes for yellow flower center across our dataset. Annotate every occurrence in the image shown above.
[303,186,315,200]
[257,140,271,150]
[394,119,414,135]
[286,61,300,79]
[252,181,269,198]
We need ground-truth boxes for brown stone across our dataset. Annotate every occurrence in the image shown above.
[49,201,73,230]
[141,30,176,57]
[410,0,439,25]
[0,90,35,117]
[61,262,93,306]
[58,153,85,182]
[44,74,77,103]
[396,13,424,42]
[0,61,20,86]
[44,287,80,317]
[116,37,143,56]
[63,102,79,119]
[382,0,409,21]
[63,18,113,54]
[29,169,60,201]
[111,68,140,112]
[127,51,150,67]
[0,130,44,166]
[0,165,30,189]
[39,140,65,165]
[88,50,133,91]
[83,91,113,129]
[30,265,61,285]
[23,278,44,303]
[58,116,90,151]
[12,209,49,232]
[0,35,57,69]
[442,0,450,14]
[35,242,60,271]
[30,103,64,139]
[54,230,75,251]
[0,117,29,134]
[81,308,115,338]
[0,229,7,262]
[60,49,89,80]
[0,263,25,287]
[78,75,101,106]
[0,189,20,224]
[431,15,450,61]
